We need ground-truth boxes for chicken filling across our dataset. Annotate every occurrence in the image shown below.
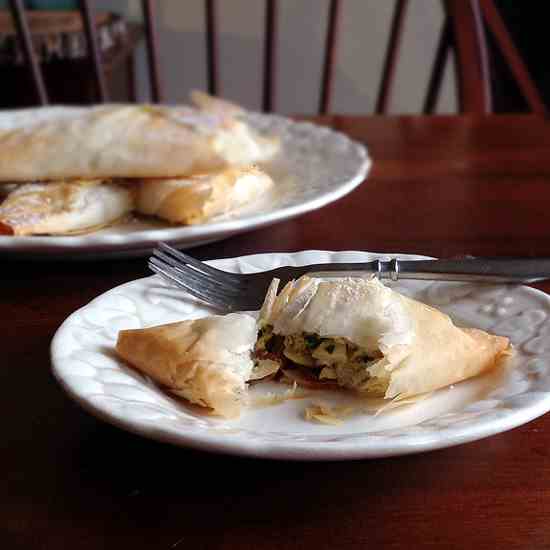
[253,324,380,390]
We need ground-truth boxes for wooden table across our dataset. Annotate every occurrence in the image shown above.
[4,115,550,549]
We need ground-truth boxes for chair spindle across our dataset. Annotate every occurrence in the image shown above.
[78,0,108,102]
[319,0,342,115]
[8,0,48,105]
[262,0,278,113]
[205,0,219,96]
[423,17,452,114]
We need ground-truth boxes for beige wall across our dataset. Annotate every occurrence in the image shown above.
[99,0,456,114]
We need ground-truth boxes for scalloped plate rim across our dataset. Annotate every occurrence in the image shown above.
[50,250,550,460]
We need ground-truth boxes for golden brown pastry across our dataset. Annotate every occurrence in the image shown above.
[116,314,257,418]
[0,179,134,236]
[0,93,279,181]
[136,165,273,225]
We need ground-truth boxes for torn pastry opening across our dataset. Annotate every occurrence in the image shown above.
[251,275,511,401]
[253,324,385,393]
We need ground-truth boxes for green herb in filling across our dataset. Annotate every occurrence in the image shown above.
[304,334,322,349]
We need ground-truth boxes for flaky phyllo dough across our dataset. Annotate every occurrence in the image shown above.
[116,276,511,418]
[0,91,279,181]
[116,314,257,418]
[256,276,511,400]
[0,91,279,236]
[0,179,135,236]
[136,165,273,225]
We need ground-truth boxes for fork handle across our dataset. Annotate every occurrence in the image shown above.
[393,258,550,283]
[310,257,550,284]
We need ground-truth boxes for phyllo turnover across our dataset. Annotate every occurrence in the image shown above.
[116,276,511,418]
[0,91,278,235]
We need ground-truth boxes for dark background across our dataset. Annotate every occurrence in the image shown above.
[490,0,549,112]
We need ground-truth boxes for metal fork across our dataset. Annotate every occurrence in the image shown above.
[148,243,550,312]
[149,243,319,311]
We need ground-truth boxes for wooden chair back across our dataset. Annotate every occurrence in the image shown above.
[6,0,547,116]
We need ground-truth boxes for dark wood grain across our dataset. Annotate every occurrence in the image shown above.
[4,115,550,550]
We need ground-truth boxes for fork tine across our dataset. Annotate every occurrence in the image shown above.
[150,256,247,306]
[158,242,244,283]
[150,258,266,311]
[163,262,244,299]
[153,249,245,294]
[150,256,245,302]
[148,261,235,311]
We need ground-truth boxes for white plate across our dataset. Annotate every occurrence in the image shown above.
[51,250,550,460]
[0,114,370,259]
